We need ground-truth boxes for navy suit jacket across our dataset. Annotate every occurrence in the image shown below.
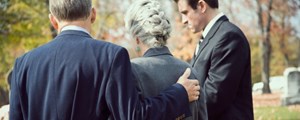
[191,16,254,120]
[10,30,191,120]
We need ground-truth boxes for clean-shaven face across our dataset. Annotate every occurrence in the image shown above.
[177,0,205,33]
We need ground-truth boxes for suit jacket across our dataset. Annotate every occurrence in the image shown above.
[9,30,192,120]
[131,46,207,120]
[191,16,254,120]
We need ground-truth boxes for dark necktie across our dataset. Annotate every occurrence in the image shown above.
[193,36,204,58]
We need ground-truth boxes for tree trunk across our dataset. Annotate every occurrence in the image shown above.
[261,36,272,93]
[298,37,300,67]
[262,0,273,94]
[256,0,273,94]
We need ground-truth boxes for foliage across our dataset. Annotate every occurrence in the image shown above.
[0,0,51,105]
[227,0,300,85]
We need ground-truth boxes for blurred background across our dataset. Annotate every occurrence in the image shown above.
[1,0,300,119]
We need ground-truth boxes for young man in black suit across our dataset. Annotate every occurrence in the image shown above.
[174,0,254,119]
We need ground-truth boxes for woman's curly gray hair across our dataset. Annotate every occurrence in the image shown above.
[125,0,171,48]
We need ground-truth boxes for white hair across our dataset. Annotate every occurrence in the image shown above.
[124,0,171,48]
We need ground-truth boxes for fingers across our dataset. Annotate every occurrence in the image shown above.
[181,68,191,80]
[190,95,199,101]
[191,79,199,87]
[194,89,200,96]
[196,85,200,91]
[189,90,200,101]
[187,79,200,102]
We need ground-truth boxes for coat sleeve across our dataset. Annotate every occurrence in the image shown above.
[204,32,250,117]
[9,58,24,120]
[105,47,191,120]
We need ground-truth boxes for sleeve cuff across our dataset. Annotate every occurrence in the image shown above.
[172,83,192,118]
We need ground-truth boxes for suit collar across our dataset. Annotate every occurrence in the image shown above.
[204,15,228,41]
[143,46,173,57]
[192,15,228,66]
[202,13,225,38]
[58,30,92,38]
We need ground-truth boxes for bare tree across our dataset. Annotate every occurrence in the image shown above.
[255,0,273,93]
[272,0,299,67]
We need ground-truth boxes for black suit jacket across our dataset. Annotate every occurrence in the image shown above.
[10,30,191,120]
[131,46,207,120]
[191,16,254,120]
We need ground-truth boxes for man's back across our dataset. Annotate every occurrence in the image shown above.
[10,30,126,119]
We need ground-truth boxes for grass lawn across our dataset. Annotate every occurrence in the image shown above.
[254,106,300,120]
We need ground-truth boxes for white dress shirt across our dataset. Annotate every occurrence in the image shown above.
[194,12,224,56]
[61,25,90,35]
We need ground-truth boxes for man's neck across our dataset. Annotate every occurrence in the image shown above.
[206,9,219,23]
[202,9,222,38]
[58,20,91,34]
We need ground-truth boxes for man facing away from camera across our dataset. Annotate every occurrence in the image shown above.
[9,0,201,119]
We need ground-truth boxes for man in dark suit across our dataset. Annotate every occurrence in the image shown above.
[174,0,254,119]
[9,0,201,119]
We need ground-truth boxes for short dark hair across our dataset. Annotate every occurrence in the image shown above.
[49,0,92,21]
[174,0,218,9]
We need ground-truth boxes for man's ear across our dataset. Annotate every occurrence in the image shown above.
[49,14,59,30]
[198,0,207,13]
[91,7,96,23]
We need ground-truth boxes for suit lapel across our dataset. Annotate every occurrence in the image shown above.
[192,16,229,66]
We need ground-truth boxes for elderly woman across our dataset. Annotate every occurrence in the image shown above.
[125,0,207,120]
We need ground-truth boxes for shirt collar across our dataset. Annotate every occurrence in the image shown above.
[202,12,224,38]
[61,25,90,35]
